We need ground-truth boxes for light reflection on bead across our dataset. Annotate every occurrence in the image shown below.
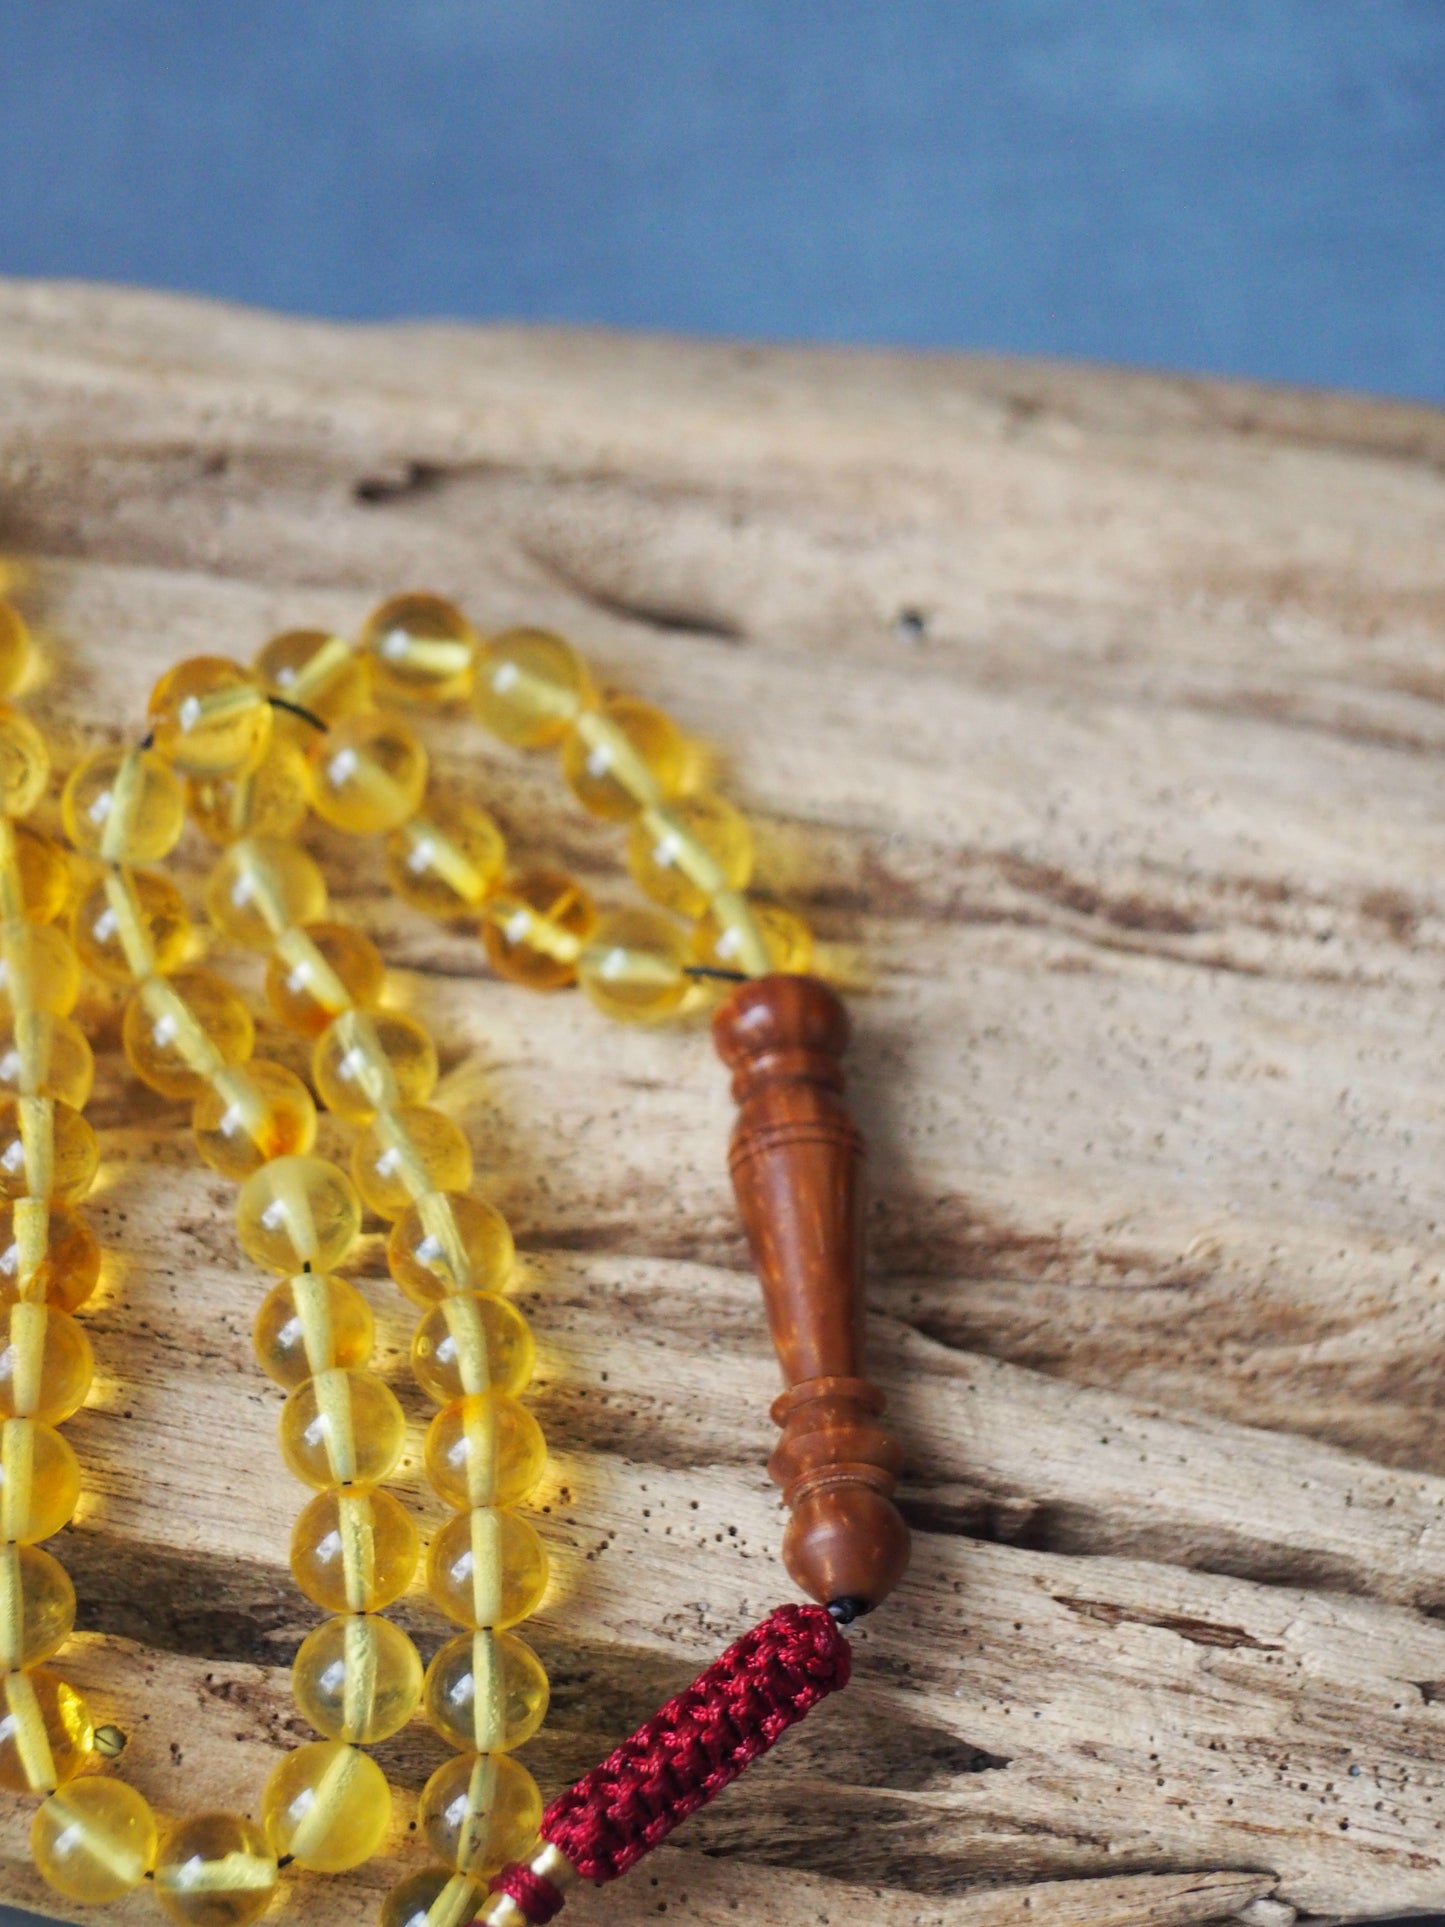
[191,1061,318,1179]
[0,1205,100,1313]
[153,1811,278,1927]
[205,835,327,949]
[32,1775,158,1902]
[359,592,477,706]
[62,746,186,865]
[253,1271,374,1390]
[307,711,428,835]
[418,1750,542,1880]
[425,1392,546,1511]
[480,869,595,992]
[426,1506,549,1631]
[280,1368,407,1489]
[71,866,191,983]
[0,1098,99,1205]
[386,797,506,919]
[235,1155,362,1274]
[472,628,593,750]
[351,1104,473,1220]
[292,1612,423,1743]
[148,657,273,777]
[380,1866,485,1927]
[577,908,690,1024]
[291,1485,420,1615]
[265,921,385,1037]
[255,628,371,726]
[0,1543,76,1671]
[122,967,255,1099]
[691,897,814,978]
[412,1292,534,1403]
[0,1014,94,1109]
[0,1666,93,1791]
[626,793,753,919]
[423,1628,549,1754]
[0,1301,93,1421]
[560,696,688,820]
[387,1192,515,1306]
[312,1008,438,1121]
[262,1736,391,1872]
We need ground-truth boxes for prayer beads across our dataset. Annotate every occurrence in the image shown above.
[307,711,428,834]
[291,1612,424,1744]
[290,1486,420,1615]
[359,592,477,707]
[153,1812,278,1927]
[261,1738,391,1873]
[0,1544,76,1670]
[417,1750,542,1880]
[32,1777,158,1902]
[147,657,273,777]
[422,1628,550,1753]
[62,745,186,865]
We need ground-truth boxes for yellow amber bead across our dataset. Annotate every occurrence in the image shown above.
[263,1737,390,1873]
[205,835,327,950]
[577,908,690,1024]
[148,657,273,778]
[312,1009,438,1121]
[280,1368,407,1489]
[425,1393,546,1511]
[386,797,507,919]
[0,603,31,697]
[627,794,754,919]
[419,1750,542,1880]
[480,869,596,992]
[0,1098,99,1205]
[292,1612,423,1743]
[0,924,81,1019]
[412,1293,534,1403]
[472,628,593,749]
[359,592,477,706]
[235,1155,361,1273]
[351,1105,473,1220]
[122,967,255,1099]
[191,1061,318,1178]
[307,712,428,835]
[381,1866,485,1927]
[71,866,191,983]
[33,1777,158,1903]
[427,1507,548,1631]
[153,1811,277,1927]
[7,824,71,925]
[424,1629,549,1754]
[254,1271,374,1390]
[691,897,814,978]
[560,696,688,820]
[291,1485,419,1615]
[0,1205,100,1313]
[265,921,385,1038]
[0,1667,92,1790]
[0,1544,75,1670]
[0,1014,94,1108]
[255,628,372,726]
[0,708,49,819]
[188,733,311,846]
[62,746,186,865]
[387,1192,515,1306]
[0,1418,80,1542]
[0,1302,93,1421]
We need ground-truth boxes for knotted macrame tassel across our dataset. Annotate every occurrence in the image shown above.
[474,1603,852,1925]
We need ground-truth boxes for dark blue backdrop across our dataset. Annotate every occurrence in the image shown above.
[1,1,1443,400]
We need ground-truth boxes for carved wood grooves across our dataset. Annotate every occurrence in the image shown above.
[712,974,909,1613]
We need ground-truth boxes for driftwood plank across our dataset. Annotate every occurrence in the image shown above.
[2,280,1445,1923]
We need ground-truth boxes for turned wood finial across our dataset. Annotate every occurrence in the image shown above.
[713,974,909,1614]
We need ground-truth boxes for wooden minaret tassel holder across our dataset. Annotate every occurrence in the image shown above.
[713,973,909,1615]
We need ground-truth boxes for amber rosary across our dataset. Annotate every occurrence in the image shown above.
[0,593,907,1925]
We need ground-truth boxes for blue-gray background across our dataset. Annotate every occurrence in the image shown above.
[2,2,1444,1922]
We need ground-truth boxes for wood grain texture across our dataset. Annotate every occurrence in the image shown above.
[0,280,1444,1923]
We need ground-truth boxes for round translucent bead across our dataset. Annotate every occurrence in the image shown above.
[0,1667,92,1790]
[419,1750,542,1880]
[386,798,506,919]
[71,866,191,983]
[359,591,478,706]
[256,628,372,726]
[254,1271,374,1390]
[205,835,327,949]
[33,1777,157,1903]
[262,1737,390,1873]
[0,1205,100,1313]
[0,1302,93,1422]
[427,1506,548,1631]
[0,708,49,819]
[153,1811,277,1927]
[481,868,596,992]
[380,1867,485,1927]
[577,908,690,1024]
[0,1099,99,1205]
[265,921,385,1038]
[148,657,273,777]
[387,1192,514,1306]
[472,628,593,749]
[307,712,427,835]
[291,1485,419,1615]
[0,602,31,696]
[7,824,71,924]
[0,924,81,1019]
[627,794,754,918]
[280,1368,407,1489]
[0,1543,75,1670]
[691,898,815,978]
[424,1628,549,1754]
[0,1014,94,1108]
[191,1061,318,1179]
[292,1612,423,1743]
[312,1009,438,1122]
[351,1104,473,1220]
[0,1419,80,1542]
[188,734,311,846]
[62,746,186,865]
[560,696,688,820]
[235,1155,361,1273]
[425,1393,546,1511]
[412,1293,533,1404]
[122,967,255,1099]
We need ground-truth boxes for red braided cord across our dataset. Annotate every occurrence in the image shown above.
[490,1866,565,1923]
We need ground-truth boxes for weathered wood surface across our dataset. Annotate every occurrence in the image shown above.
[1,280,1445,1925]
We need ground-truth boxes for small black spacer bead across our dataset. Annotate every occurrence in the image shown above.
[827,1596,869,1626]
